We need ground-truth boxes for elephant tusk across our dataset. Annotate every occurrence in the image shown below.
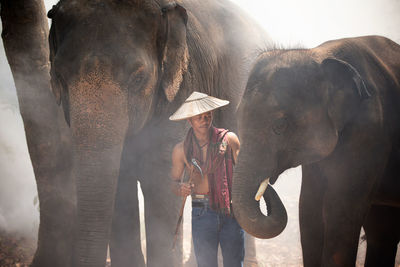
[255,178,270,201]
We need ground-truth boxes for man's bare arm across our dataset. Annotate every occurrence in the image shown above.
[170,142,192,196]
[227,132,240,163]
[171,142,185,181]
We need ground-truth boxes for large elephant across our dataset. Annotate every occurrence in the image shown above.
[1,1,76,266]
[45,0,270,266]
[232,35,400,266]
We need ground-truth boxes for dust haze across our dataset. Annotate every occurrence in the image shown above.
[0,30,39,240]
[1,0,400,265]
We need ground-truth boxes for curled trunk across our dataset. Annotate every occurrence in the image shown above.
[232,156,287,239]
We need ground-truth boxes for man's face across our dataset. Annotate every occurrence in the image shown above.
[188,111,213,133]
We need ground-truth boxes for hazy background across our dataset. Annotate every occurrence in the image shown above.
[1,0,399,265]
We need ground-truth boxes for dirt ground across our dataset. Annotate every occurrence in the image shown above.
[2,170,399,267]
[0,230,35,267]
[1,220,399,267]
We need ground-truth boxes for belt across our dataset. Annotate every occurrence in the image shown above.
[191,194,208,200]
[192,194,209,207]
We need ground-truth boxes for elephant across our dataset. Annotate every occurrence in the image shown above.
[1,1,76,266]
[44,0,271,266]
[231,35,400,266]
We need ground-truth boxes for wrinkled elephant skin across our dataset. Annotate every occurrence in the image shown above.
[47,0,271,266]
[232,36,400,266]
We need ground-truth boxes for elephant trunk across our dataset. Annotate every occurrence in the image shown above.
[232,149,288,239]
[69,73,129,266]
[73,147,123,266]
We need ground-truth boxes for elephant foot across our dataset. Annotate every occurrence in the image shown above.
[244,258,259,267]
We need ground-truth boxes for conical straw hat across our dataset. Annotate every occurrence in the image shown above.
[169,91,229,121]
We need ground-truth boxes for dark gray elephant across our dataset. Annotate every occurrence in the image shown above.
[1,1,76,266]
[232,35,400,266]
[45,0,270,266]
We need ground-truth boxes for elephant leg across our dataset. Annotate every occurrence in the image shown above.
[321,200,364,267]
[31,161,75,267]
[141,161,182,267]
[110,140,145,267]
[244,234,259,267]
[320,165,384,266]
[299,164,326,267]
[363,205,400,267]
[1,2,75,266]
[30,110,75,267]
[184,236,197,267]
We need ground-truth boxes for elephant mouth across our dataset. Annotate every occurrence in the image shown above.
[254,167,291,201]
[269,172,280,184]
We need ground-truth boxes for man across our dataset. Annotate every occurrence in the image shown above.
[169,91,244,267]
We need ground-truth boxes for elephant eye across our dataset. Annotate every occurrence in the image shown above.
[128,71,146,89]
[272,117,288,135]
[133,73,145,85]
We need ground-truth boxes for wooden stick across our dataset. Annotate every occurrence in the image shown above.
[172,164,195,250]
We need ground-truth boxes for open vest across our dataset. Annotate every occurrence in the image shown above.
[183,126,234,215]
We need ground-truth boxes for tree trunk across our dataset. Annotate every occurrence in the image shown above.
[0,1,75,266]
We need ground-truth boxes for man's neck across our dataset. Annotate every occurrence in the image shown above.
[193,128,211,145]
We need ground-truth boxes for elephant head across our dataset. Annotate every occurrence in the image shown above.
[232,50,370,238]
[47,0,189,264]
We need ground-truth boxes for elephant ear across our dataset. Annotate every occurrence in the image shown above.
[48,21,61,106]
[322,57,371,131]
[48,8,71,126]
[159,2,189,102]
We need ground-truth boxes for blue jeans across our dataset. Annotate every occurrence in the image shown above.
[192,202,245,267]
